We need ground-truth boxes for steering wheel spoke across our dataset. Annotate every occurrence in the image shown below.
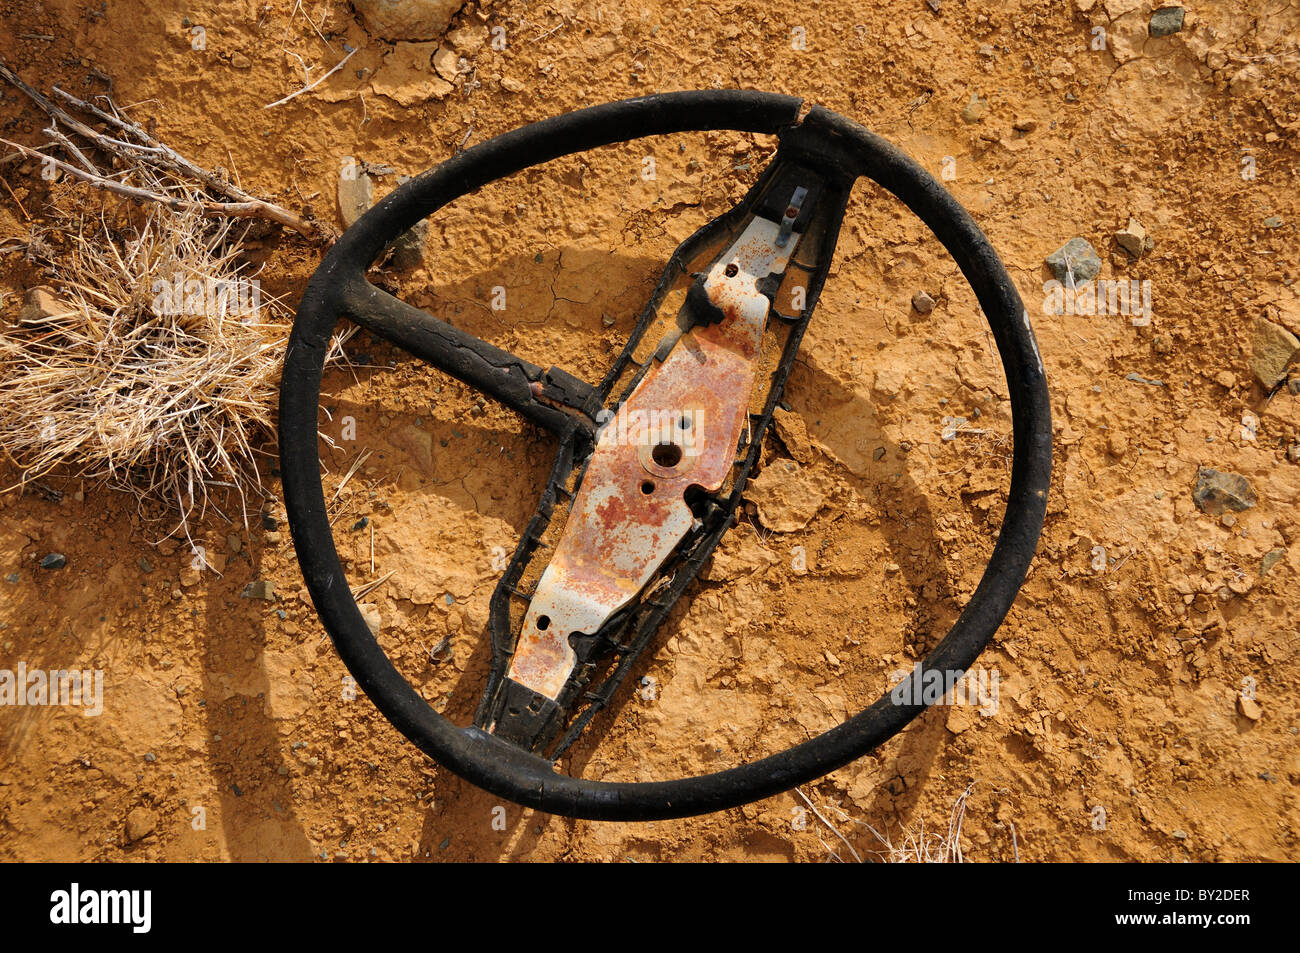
[341,277,602,436]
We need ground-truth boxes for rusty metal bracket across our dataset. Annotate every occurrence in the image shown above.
[480,155,853,752]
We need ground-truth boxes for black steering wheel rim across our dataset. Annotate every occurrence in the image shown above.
[279,90,1052,821]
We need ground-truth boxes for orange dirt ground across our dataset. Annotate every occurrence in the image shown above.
[1,0,1298,861]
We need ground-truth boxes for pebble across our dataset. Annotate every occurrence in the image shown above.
[17,286,69,324]
[40,553,67,570]
[358,603,382,635]
[1289,444,1300,463]
[338,168,375,229]
[1237,695,1263,722]
[501,76,525,93]
[5,573,18,584]
[387,220,428,270]
[1045,237,1101,284]
[1192,468,1257,516]
[1250,316,1300,388]
[1263,215,1283,229]
[137,557,153,574]
[230,51,252,69]
[227,534,243,554]
[240,579,277,601]
[124,806,158,843]
[1149,6,1185,37]
[960,93,988,124]
[911,290,936,314]
[352,0,461,41]
[261,512,279,531]
[1260,549,1285,575]
[352,516,369,531]
[1114,217,1150,258]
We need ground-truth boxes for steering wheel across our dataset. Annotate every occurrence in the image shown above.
[280,91,1052,821]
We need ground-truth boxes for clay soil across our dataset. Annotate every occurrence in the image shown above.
[1,0,1298,862]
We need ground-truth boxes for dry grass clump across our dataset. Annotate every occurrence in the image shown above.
[0,66,345,534]
[0,190,289,529]
[797,782,997,863]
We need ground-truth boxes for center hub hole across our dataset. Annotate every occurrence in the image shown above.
[651,441,683,469]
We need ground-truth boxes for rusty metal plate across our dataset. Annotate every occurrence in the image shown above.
[505,217,801,700]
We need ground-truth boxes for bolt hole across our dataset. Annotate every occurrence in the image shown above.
[679,415,691,430]
[724,262,739,277]
[536,615,550,631]
[640,480,656,495]
[651,442,683,468]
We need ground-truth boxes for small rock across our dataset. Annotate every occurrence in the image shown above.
[1260,549,1285,575]
[124,806,158,843]
[500,76,525,93]
[432,46,460,82]
[1237,695,1262,721]
[351,0,461,41]
[226,534,242,555]
[1045,238,1101,284]
[241,579,277,601]
[18,286,73,325]
[144,752,156,763]
[180,568,201,588]
[960,93,988,124]
[1264,215,1283,229]
[230,51,252,69]
[747,460,825,532]
[4,573,17,584]
[39,553,66,570]
[338,169,375,229]
[1250,316,1300,388]
[352,517,370,531]
[137,557,153,574]
[1288,444,1300,463]
[358,603,382,635]
[771,407,814,464]
[261,512,280,531]
[1013,117,1038,133]
[387,220,428,271]
[911,289,936,314]
[1149,6,1185,37]
[1192,468,1257,516]
[1114,217,1148,258]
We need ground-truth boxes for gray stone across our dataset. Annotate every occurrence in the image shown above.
[1192,468,1257,516]
[1260,549,1285,575]
[240,579,277,601]
[351,0,462,41]
[1250,316,1300,388]
[39,553,66,570]
[1045,237,1101,284]
[912,290,936,314]
[387,220,428,270]
[1149,7,1185,37]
